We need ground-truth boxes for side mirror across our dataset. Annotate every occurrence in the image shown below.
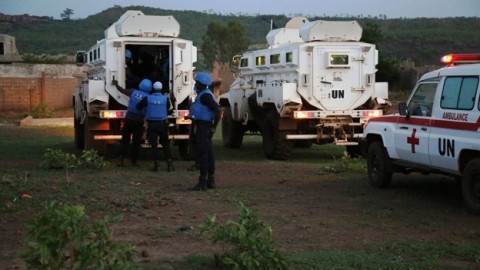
[230,55,241,73]
[398,102,410,120]
[75,51,86,67]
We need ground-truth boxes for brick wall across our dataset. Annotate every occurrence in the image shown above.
[0,63,86,113]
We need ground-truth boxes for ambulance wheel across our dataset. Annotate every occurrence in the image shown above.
[262,110,291,160]
[462,159,480,215]
[367,141,392,188]
[222,107,244,148]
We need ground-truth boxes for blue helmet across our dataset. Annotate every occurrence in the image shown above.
[138,79,152,93]
[125,49,132,59]
[194,72,212,86]
[153,81,163,91]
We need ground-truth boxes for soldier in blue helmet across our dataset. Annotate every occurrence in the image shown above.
[125,49,133,60]
[117,78,152,166]
[186,72,221,190]
[136,81,174,172]
[113,48,140,91]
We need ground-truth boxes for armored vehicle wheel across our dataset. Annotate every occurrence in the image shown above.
[83,116,107,155]
[74,116,85,149]
[366,141,392,188]
[222,107,244,148]
[84,116,94,150]
[262,110,291,160]
[462,159,480,215]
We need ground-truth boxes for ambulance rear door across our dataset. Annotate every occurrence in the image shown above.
[429,76,480,172]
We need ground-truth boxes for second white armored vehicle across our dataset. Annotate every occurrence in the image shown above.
[220,17,390,159]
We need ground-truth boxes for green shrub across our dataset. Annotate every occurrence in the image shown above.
[80,149,109,169]
[21,201,137,269]
[199,202,290,270]
[29,103,54,118]
[323,151,365,173]
[22,54,69,64]
[42,148,108,170]
[42,148,78,170]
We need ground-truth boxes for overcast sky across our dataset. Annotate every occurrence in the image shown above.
[2,0,479,19]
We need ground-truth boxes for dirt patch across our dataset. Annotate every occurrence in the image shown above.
[0,126,479,269]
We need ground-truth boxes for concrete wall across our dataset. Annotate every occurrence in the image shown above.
[0,63,86,113]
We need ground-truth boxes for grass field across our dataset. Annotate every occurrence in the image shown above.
[1,125,479,269]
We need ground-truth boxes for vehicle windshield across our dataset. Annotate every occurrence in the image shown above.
[407,82,437,117]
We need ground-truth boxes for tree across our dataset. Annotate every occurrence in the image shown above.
[60,8,73,20]
[361,22,383,44]
[362,22,401,89]
[201,21,249,67]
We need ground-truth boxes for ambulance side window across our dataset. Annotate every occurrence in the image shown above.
[441,76,478,110]
[407,82,437,117]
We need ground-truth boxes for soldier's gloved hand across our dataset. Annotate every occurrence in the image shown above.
[184,115,192,120]
[112,79,118,86]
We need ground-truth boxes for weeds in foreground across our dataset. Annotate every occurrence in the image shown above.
[79,149,109,169]
[198,202,290,270]
[42,148,108,183]
[322,151,366,174]
[42,148,78,170]
[21,201,137,269]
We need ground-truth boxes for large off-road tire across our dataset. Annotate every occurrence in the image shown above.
[222,107,244,148]
[366,141,392,188]
[74,113,85,150]
[462,159,480,215]
[84,116,94,150]
[83,116,107,155]
[248,93,266,127]
[262,110,292,160]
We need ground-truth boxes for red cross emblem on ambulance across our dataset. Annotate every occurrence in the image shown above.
[407,129,420,153]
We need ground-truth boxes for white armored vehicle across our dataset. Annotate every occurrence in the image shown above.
[74,10,196,158]
[220,17,389,159]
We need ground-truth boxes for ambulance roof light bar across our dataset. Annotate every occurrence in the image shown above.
[440,54,480,66]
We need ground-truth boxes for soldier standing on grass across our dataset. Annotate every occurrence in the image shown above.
[186,79,222,172]
[114,78,152,167]
[136,81,174,172]
[186,73,221,190]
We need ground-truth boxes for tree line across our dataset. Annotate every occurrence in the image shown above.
[2,6,478,64]
[1,6,478,90]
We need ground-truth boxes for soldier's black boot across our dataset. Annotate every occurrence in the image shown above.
[167,159,174,172]
[191,176,207,191]
[207,176,216,189]
[152,161,159,172]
